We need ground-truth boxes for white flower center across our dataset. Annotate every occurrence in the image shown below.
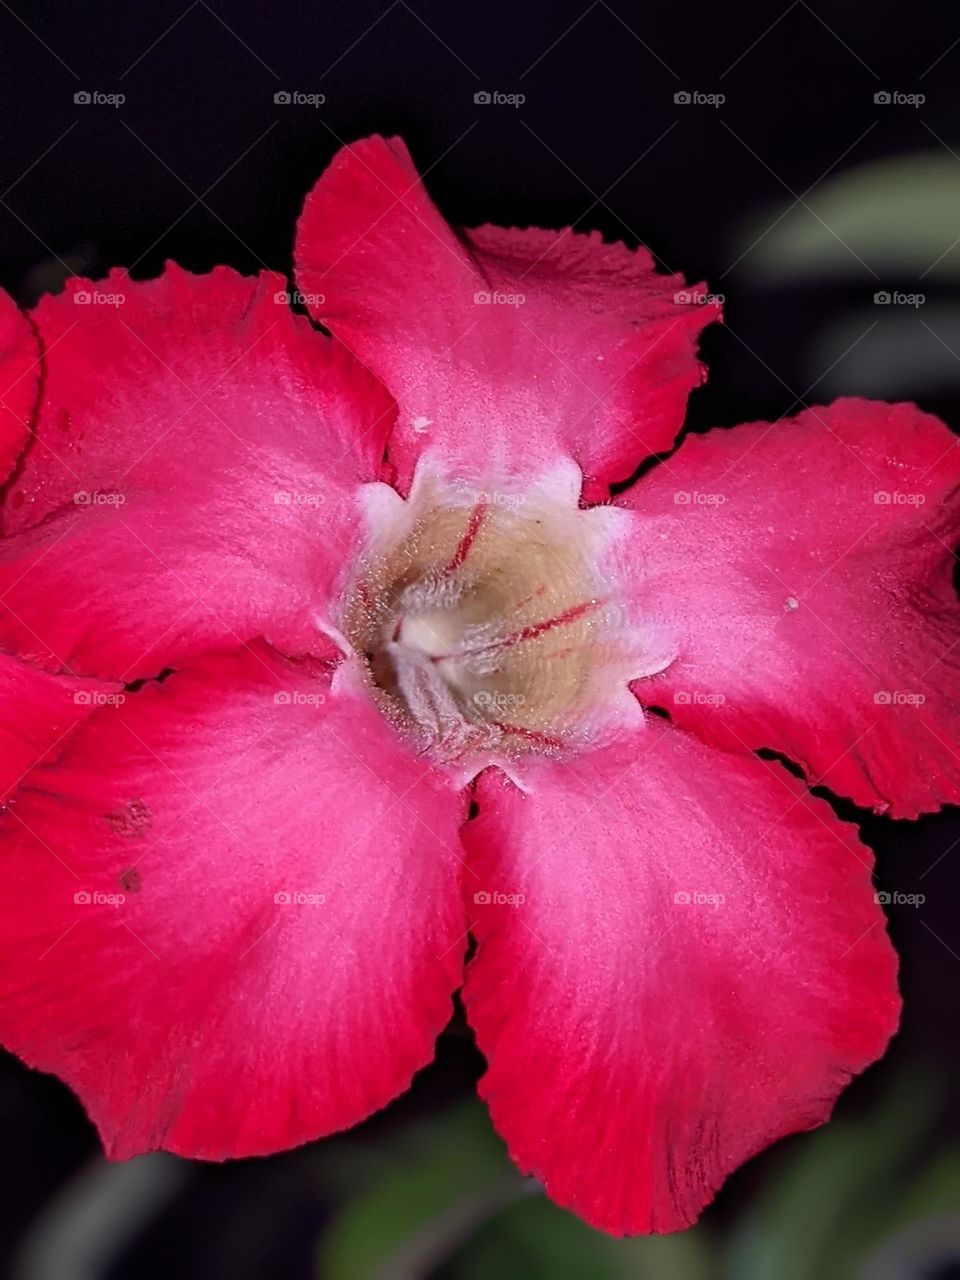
[340,458,670,780]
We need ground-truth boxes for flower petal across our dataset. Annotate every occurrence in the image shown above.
[616,399,960,817]
[0,644,467,1158]
[0,652,118,801]
[0,266,395,679]
[0,290,38,486]
[294,135,717,498]
[462,721,899,1234]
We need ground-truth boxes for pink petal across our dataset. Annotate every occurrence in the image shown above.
[0,643,468,1158]
[0,652,119,801]
[462,721,899,1234]
[0,290,38,486]
[294,135,717,498]
[0,265,394,678]
[618,399,960,816]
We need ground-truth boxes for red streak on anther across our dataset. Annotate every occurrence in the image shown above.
[506,600,597,645]
[510,584,548,615]
[546,646,574,661]
[491,721,565,750]
[430,600,600,665]
[435,599,600,665]
[444,499,487,574]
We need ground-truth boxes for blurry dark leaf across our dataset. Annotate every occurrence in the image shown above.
[856,1157,960,1280]
[888,1149,960,1226]
[736,153,960,281]
[805,306,960,398]
[449,1193,716,1280]
[13,1154,189,1280]
[723,1074,938,1280]
[317,1101,524,1280]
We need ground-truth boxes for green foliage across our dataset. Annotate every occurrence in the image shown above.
[735,153,960,280]
[316,1069,955,1280]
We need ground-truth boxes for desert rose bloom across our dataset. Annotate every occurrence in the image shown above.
[0,135,957,1234]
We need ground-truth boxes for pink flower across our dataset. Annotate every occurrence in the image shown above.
[1,135,957,1234]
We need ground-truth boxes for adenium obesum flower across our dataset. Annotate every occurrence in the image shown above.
[0,134,957,1235]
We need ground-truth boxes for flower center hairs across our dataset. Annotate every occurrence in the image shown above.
[341,461,669,782]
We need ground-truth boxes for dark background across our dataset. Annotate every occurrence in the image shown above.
[0,2,958,1277]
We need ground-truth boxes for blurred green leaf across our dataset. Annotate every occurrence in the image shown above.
[803,304,960,399]
[450,1193,716,1280]
[736,152,960,280]
[723,1073,938,1280]
[317,1101,525,1280]
[892,1149,960,1225]
[317,1068,949,1280]
[839,1150,960,1280]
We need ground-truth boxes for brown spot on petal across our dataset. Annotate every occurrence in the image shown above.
[119,867,142,893]
[105,799,153,838]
